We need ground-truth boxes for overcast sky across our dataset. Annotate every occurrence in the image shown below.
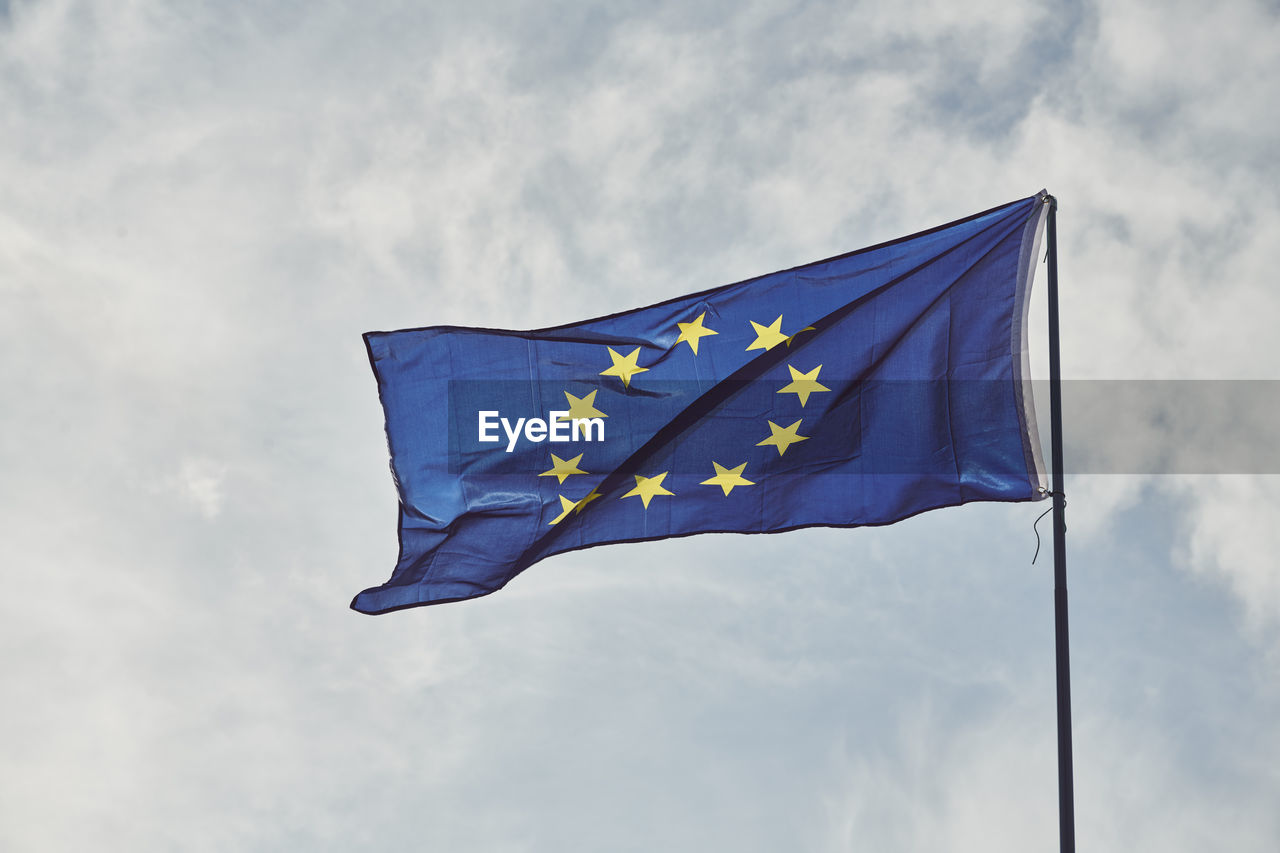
[3,0,1279,850]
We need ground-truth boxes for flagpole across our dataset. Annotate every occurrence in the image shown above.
[1044,194,1075,852]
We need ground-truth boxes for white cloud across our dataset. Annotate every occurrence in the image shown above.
[2,0,1279,849]
[823,684,1280,852]
[175,456,227,519]
[1173,475,1280,637]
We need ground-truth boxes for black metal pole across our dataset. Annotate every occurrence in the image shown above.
[1045,195,1075,852]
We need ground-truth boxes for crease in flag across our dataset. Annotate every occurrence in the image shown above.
[353,191,1050,614]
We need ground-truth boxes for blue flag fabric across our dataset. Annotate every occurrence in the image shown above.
[353,193,1049,614]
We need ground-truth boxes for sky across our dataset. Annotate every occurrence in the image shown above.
[2,0,1279,850]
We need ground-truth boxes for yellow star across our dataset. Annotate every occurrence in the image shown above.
[563,389,607,420]
[539,452,588,484]
[547,494,579,525]
[785,326,816,347]
[757,419,809,456]
[621,472,674,508]
[600,346,649,388]
[746,315,789,352]
[574,487,602,513]
[777,364,830,407]
[675,311,718,354]
[700,461,754,496]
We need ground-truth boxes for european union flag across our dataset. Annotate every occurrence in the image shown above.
[353,193,1050,614]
